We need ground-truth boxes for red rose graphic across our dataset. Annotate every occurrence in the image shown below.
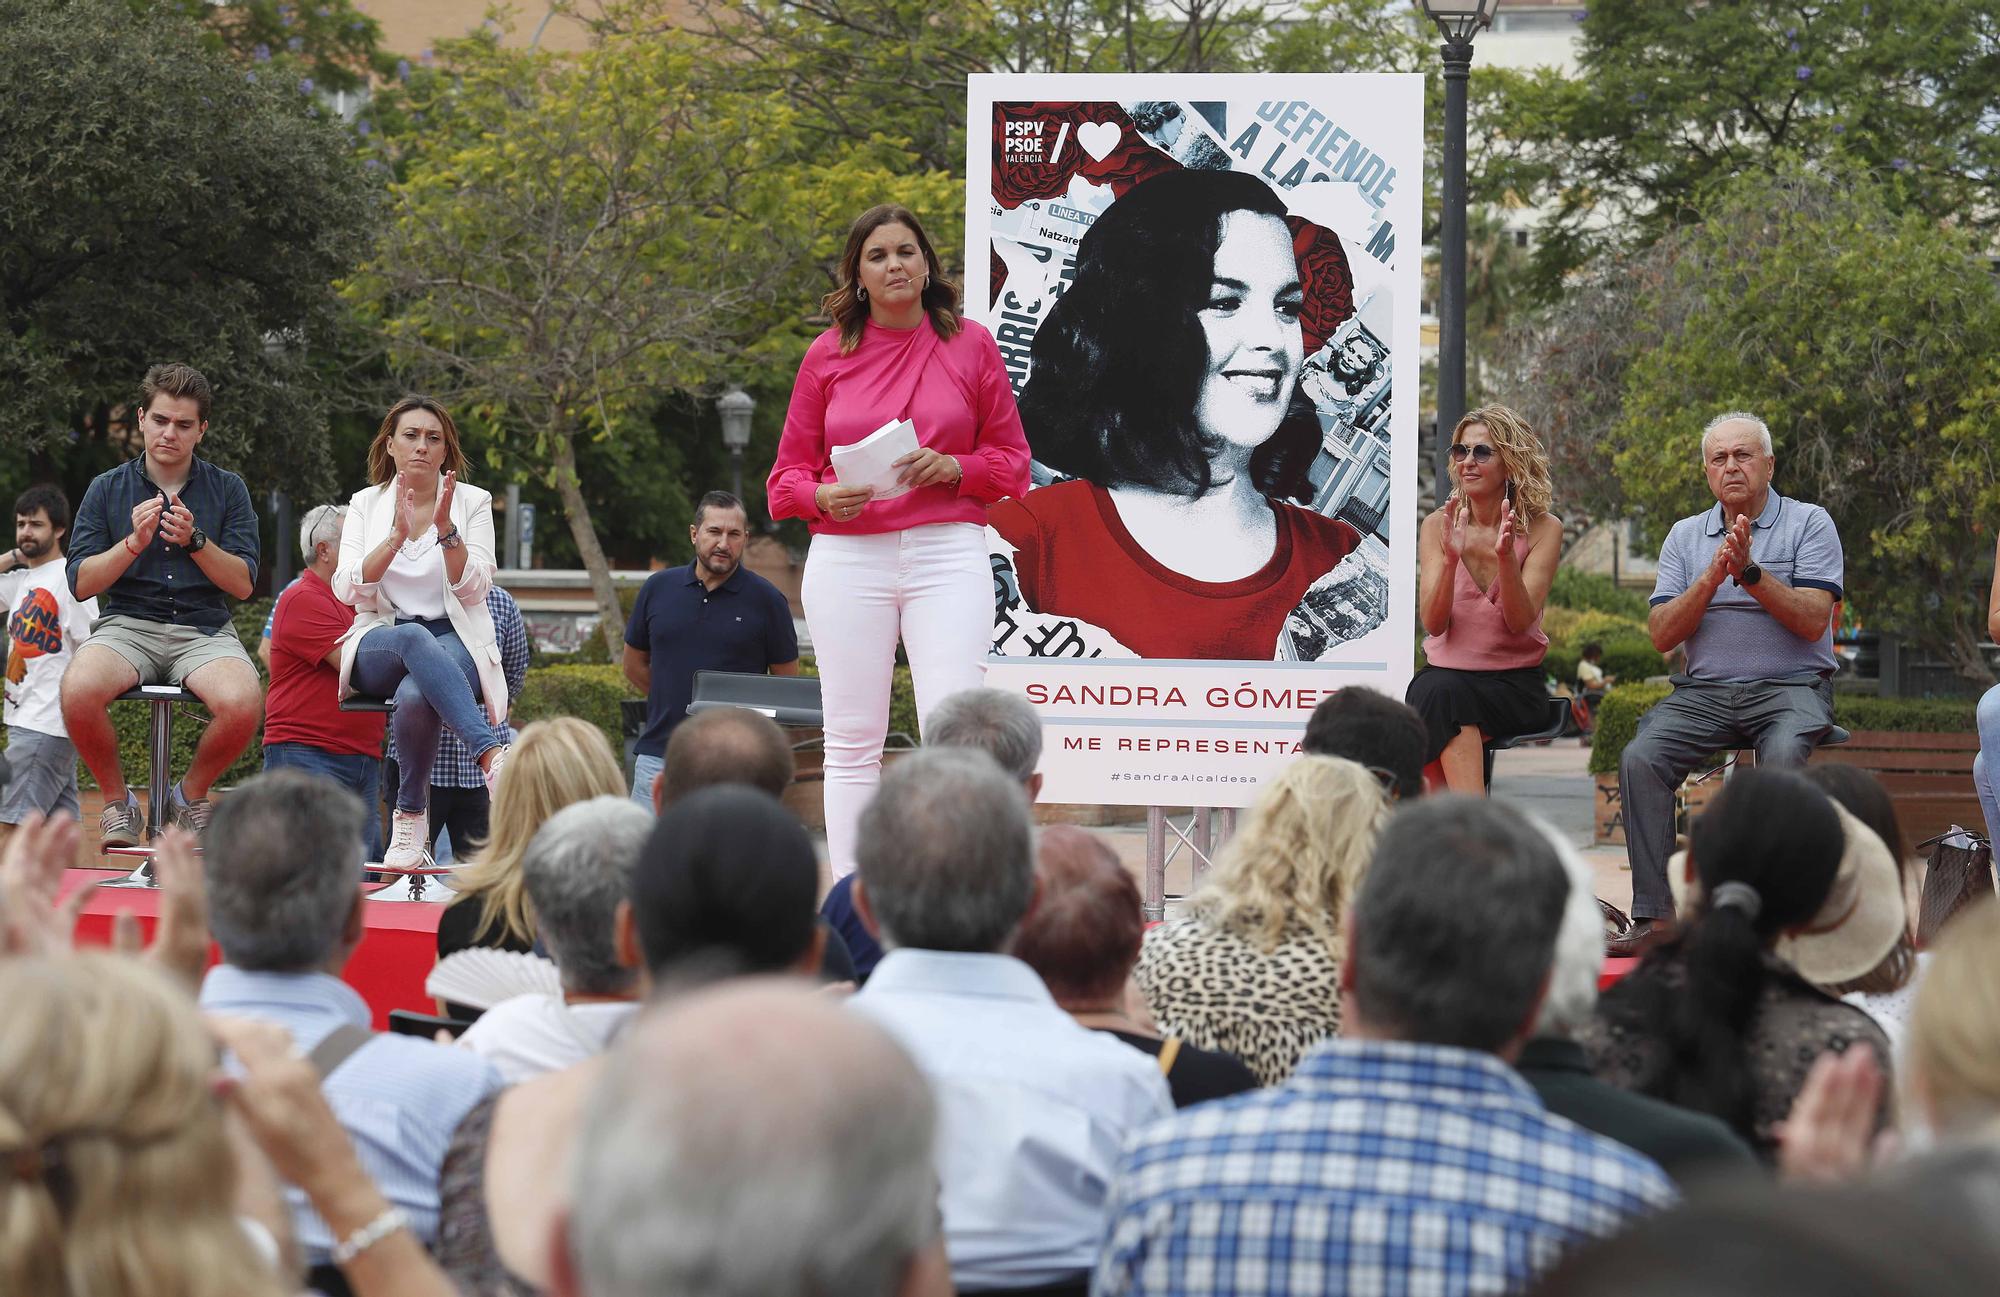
[1287,216,1356,356]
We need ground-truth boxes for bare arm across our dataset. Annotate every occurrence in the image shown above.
[188,543,254,600]
[622,645,650,693]
[1986,533,2000,643]
[73,496,163,601]
[1495,510,1564,636]
[1747,570,1837,641]
[769,658,801,677]
[1417,509,1457,637]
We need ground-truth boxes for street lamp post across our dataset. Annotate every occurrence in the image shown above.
[717,387,755,502]
[1421,0,1499,507]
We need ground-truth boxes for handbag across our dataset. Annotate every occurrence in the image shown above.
[1916,825,1995,947]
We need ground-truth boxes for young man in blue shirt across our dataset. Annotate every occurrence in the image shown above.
[63,363,262,843]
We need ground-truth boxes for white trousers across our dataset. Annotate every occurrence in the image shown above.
[803,523,991,879]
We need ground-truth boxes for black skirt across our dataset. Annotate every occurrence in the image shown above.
[1405,664,1550,763]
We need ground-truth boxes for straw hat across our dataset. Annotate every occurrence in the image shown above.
[1775,801,1906,986]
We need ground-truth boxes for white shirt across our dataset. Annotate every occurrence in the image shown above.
[850,949,1173,1291]
[457,993,638,1084]
[379,530,449,621]
[0,561,97,737]
[1847,950,1931,1067]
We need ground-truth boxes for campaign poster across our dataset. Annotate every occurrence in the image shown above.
[967,74,1424,807]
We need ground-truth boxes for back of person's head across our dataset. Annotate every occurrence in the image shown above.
[1803,764,1917,995]
[205,770,366,972]
[923,688,1043,785]
[1192,755,1388,954]
[1348,795,1569,1052]
[1626,769,1844,1136]
[1011,825,1142,1008]
[856,747,1032,953]
[523,797,654,998]
[0,954,284,1297]
[660,706,795,806]
[565,981,939,1297]
[631,786,819,980]
[1581,642,1603,661]
[452,717,628,948]
[1533,1181,2000,1297]
[1529,823,1607,1040]
[1301,688,1427,800]
[1908,900,2000,1137]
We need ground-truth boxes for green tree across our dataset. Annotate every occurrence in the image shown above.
[1495,0,2000,286]
[348,26,950,654]
[1601,162,2000,682]
[157,0,387,93]
[0,0,376,504]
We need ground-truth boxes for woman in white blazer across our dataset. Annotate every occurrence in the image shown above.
[333,395,511,870]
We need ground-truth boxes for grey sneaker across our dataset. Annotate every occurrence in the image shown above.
[167,784,213,839]
[99,792,143,849]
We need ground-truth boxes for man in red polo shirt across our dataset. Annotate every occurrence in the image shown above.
[262,504,385,858]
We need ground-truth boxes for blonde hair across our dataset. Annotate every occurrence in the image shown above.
[1451,404,1554,522]
[1907,899,2000,1135]
[1186,755,1390,955]
[0,955,285,1297]
[448,717,629,947]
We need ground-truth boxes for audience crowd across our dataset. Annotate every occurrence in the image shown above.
[7,660,2000,1297]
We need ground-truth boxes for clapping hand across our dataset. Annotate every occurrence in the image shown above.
[1440,495,1469,563]
[1777,1047,1892,1183]
[0,812,87,958]
[1496,499,1518,560]
[431,470,457,534]
[128,496,166,552]
[158,493,197,548]
[393,472,425,541]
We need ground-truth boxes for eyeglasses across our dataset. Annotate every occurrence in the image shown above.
[1363,765,1403,795]
[1449,444,1496,465]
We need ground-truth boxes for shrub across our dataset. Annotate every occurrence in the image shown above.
[797,655,919,742]
[511,665,637,757]
[1587,682,1673,775]
[1544,608,1665,690]
[1549,567,1651,620]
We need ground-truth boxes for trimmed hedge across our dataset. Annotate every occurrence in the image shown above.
[510,664,636,755]
[796,655,920,741]
[1544,609,1666,693]
[1549,567,1650,620]
[1587,684,1980,776]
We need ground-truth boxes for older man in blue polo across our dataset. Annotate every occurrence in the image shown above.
[1616,412,1844,954]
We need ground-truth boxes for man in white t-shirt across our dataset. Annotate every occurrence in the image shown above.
[0,485,99,842]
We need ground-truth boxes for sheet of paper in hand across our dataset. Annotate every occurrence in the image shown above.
[831,419,920,501]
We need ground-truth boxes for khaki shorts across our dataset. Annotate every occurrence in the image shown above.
[89,615,255,687]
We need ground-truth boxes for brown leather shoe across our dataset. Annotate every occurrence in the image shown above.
[1605,916,1677,959]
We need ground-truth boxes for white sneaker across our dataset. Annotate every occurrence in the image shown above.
[384,810,432,873]
[483,745,510,796]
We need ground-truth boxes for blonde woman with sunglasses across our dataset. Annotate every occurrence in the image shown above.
[1407,405,1562,794]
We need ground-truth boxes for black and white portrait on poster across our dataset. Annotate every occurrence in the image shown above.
[967,74,1423,805]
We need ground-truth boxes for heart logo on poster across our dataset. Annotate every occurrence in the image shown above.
[1077,121,1122,161]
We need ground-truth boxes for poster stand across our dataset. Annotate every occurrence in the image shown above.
[1143,806,1238,922]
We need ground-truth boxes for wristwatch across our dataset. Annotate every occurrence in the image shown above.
[1738,562,1761,587]
[187,528,208,554]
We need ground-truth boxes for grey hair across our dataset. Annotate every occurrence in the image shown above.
[1701,411,1772,457]
[1349,795,1569,1051]
[923,688,1044,784]
[297,503,345,563]
[856,747,1033,953]
[1529,819,1605,1039]
[521,796,653,997]
[205,771,367,972]
[570,981,940,1297]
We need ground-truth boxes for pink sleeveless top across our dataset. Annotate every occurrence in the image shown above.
[1422,533,1548,671]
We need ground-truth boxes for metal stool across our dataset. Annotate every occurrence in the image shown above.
[340,694,447,900]
[103,684,196,886]
[1482,695,1575,788]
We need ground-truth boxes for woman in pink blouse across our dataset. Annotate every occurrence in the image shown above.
[767,204,1031,878]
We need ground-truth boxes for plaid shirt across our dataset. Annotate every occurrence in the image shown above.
[1094,1039,1675,1297]
[386,586,530,787]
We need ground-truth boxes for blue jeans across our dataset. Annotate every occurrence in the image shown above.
[352,620,504,813]
[262,742,382,860]
[1976,686,2000,843]
[630,753,663,810]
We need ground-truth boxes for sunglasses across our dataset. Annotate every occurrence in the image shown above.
[1449,444,1496,465]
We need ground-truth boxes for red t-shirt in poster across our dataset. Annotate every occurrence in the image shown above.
[264,570,385,757]
[989,480,1360,660]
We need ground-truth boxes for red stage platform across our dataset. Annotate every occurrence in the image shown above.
[62,870,443,1029]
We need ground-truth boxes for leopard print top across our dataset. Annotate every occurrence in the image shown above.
[1135,915,1342,1087]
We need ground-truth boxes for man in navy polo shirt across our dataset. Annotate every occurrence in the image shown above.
[63,363,262,845]
[622,491,799,807]
[1616,412,1844,953]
